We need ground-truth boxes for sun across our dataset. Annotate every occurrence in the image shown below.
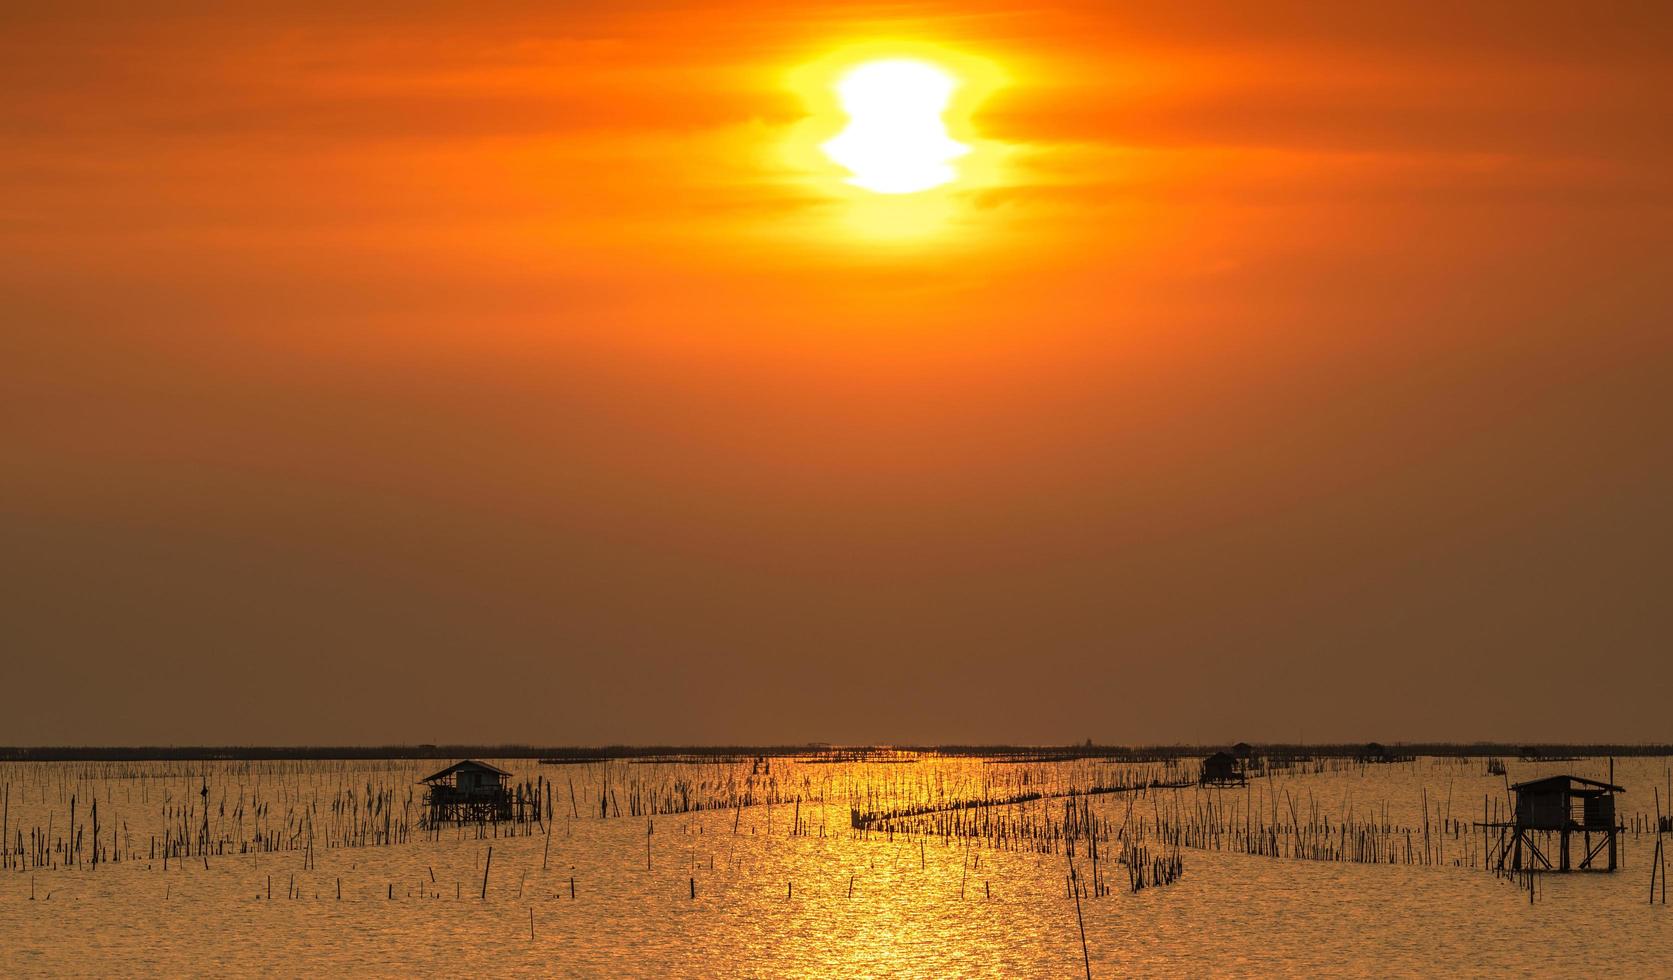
[781,44,1006,237]
[820,59,969,194]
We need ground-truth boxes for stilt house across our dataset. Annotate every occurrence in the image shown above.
[1501,775,1624,872]
[1200,751,1246,786]
[421,759,514,823]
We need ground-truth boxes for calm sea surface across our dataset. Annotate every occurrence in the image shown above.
[1,754,1668,976]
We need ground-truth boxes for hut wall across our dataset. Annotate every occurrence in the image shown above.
[1516,791,1567,830]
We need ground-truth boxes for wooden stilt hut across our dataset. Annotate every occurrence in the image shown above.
[1484,775,1624,873]
[1199,751,1247,786]
[421,760,525,825]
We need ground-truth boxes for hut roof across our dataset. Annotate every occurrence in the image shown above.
[1510,774,1624,795]
[420,759,512,783]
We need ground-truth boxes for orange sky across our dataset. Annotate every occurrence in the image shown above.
[3,2,1670,744]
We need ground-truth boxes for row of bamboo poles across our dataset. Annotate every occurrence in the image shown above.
[846,779,1653,875]
[7,756,1671,893]
[3,775,567,872]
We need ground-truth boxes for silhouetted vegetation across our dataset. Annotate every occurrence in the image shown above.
[4,742,1672,762]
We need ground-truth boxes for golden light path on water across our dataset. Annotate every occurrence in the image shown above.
[0,754,1670,974]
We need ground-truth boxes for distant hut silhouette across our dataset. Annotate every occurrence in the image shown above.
[1231,742,1254,760]
[1358,742,1396,764]
[421,760,519,824]
[1199,751,1246,786]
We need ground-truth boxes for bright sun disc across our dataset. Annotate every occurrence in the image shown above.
[820,59,968,194]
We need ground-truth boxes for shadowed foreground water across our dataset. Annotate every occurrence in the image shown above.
[2,755,1669,976]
